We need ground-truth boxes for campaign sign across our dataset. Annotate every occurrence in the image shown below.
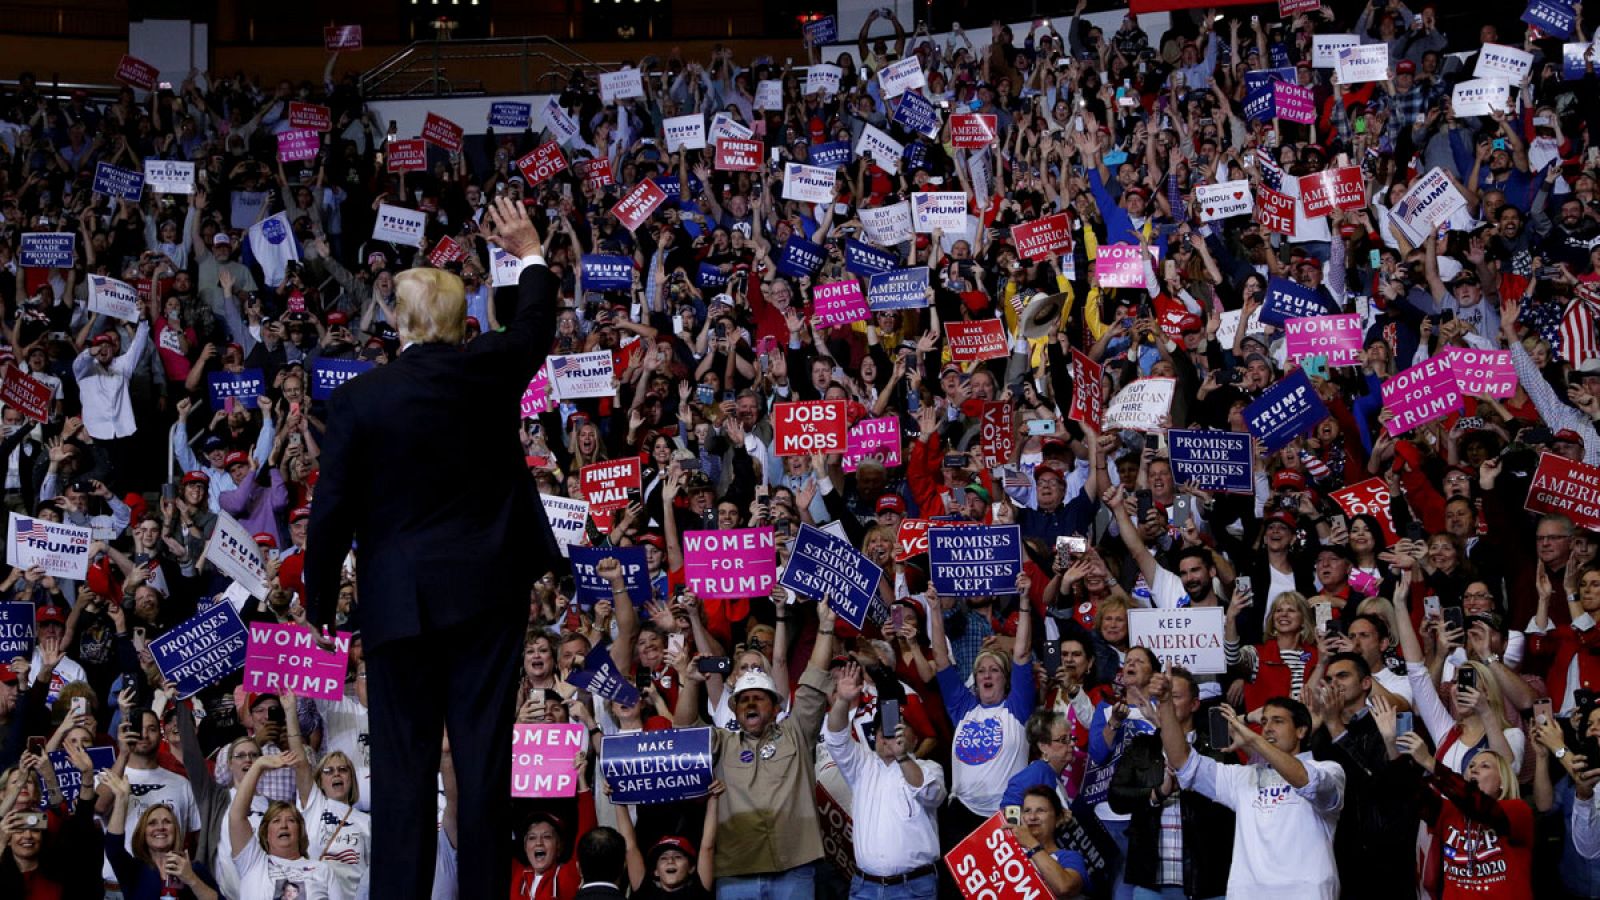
[599,69,645,103]
[715,137,762,172]
[205,511,269,599]
[490,246,528,287]
[522,364,554,418]
[1094,244,1144,288]
[244,623,351,701]
[601,727,714,804]
[806,63,843,96]
[310,358,373,400]
[611,179,668,232]
[0,601,35,659]
[979,403,1014,467]
[1245,369,1329,451]
[843,416,902,473]
[857,202,909,247]
[929,525,1021,596]
[1564,42,1595,79]
[582,254,634,291]
[951,114,997,149]
[779,235,827,278]
[207,369,265,407]
[42,746,114,807]
[779,524,884,628]
[683,528,776,599]
[288,101,332,132]
[386,139,427,173]
[570,546,650,607]
[541,494,587,557]
[568,642,640,706]
[577,157,614,190]
[664,114,707,151]
[946,813,1053,900]
[891,92,941,139]
[517,142,568,186]
[1244,84,1275,124]
[753,80,783,112]
[804,15,838,46]
[1128,607,1225,674]
[489,101,532,129]
[1104,378,1175,433]
[698,262,729,289]
[1280,0,1321,15]
[1312,34,1361,68]
[774,400,847,456]
[0,368,49,425]
[1300,167,1365,217]
[867,268,929,311]
[428,235,467,267]
[1256,186,1296,236]
[1452,80,1510,117]
[1524,0,1576,39]
[421,112,464,152]
[783,163,838,204]
[1527,452,1600,531]
[1069,350,1105,430]
[1261,277,1328,327]
[844,239,898,276]
[542,96,580,144]
[1475,43,1535,80]
[512,724,586,798]
[856,124,904,175]
[812,280,869,328]
[276,129,319,163]
[878,57,927,98]
[149,602,248,699]
[1194,180,1253,221]
[580,458,642,512]
[324,24,363,50]
[1285,315,1363,367]
[1332,477,1398,541]
[93,162,143,201]
[114,54,159,91]
[549,351,615,400]
[84,275,141,323]
[1390,168,1466,246]
[809,140,854,170]
[1335,44,1389,84]
[911,192,967,233]
[1444,347,1516,398]
[143,159,194,194]
[372,203,427,247]
[1382,356,1461,435]
[19,233,73,269]
[1168,429,1252,494]
[709,112,754,143]
[1011,214,1073,261]
[1273,82,1316,124]
[945,320,1007,363]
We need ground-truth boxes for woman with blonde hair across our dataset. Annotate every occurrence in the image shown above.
[228,752,343,899]
[103,769,222,899]
[1224,590,1319,713]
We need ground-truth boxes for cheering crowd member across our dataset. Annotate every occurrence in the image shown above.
[6,5,1600,900]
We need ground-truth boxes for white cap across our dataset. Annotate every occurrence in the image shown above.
[731,671,781,700]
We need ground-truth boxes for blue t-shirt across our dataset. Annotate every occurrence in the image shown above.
[1048,848,1090,892]
[1002,759,1064,809]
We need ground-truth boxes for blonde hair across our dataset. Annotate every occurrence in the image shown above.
[317,750,360,806]
[1473,750,1521,801]
[1267,591,1317,645]
[1457,661,1514,730]
[257,800,310,857]
[131,803,181,863]
[394,268,467,345]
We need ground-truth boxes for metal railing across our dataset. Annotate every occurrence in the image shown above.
[359,36,621,99]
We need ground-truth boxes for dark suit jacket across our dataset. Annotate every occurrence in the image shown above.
[574,883,627,900]
[303,263,558,647]
[0,422,42,509]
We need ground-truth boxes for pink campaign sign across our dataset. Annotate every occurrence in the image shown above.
[512,723,586,798]
[521,363,554,418]
[243,623,351,701]
[1273,82,1316,125]
[1284,314,1363,367]
[682,527,777,599]
[1383,356,1462,436]
[842,415,902,472]
[1095,244,1144,288]
[276,129,320,163]
[1444,347,1516,398]
[812,280,869,328]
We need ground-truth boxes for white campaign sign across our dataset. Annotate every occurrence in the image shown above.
[542,97,581,145]
[550,351,616,400]
[1128,607,1226,674]
[1390,167,1468,246]
[755,80,784,111]
[372,203,427,247]
[878,57,927,98]
[88,275,142,321]
[805,64,843,96]
[1312,34,1360,68]
[143,159,195,194]
[663,114,707,151]
[1452,79,1510,117]
[1194,180,1254,221]
[1474,43,1534,81]
[1335,44,1389,84]
[910,192,968,233]
[7,513,92,580]
[599,69,644,103]
[540,493,589,557]
[1103,378,1176,433]
[491,245,528,288]
[709,113,754,143]
[860,202,913,246]
[783,163,839,204]
[202,511,269,599]
[855,124,904,175]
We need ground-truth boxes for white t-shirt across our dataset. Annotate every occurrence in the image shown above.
[232,839,345,900]
[1372,666,1415,707]
[301,789,371,900]
[215,790,270,900]
[104,764,203,882]
[315,694,371,812]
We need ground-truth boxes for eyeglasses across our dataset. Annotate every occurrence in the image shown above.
[1536,534,1571,542]
[1462,590,1493,600]
[233,751,262,761]
[319,765,353,775]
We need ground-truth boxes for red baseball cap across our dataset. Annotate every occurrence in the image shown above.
[224,451,250,469]
[1265,510,1299,529]
[181,470,211,486]
[289,506,312,523]
[1271,470,1308,491]
[252,532,278,549]
[91,334,117,347]
[876,495,906,514]
[327,311,350,327]
[1033,463,1067,483]
[35,604,67,627]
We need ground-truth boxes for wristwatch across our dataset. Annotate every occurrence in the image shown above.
[1556,747,1569,761]
[1022,845,1041,859]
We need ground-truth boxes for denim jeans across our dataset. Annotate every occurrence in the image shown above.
[1100,817,1134,900]
[717,863,818,900]
[849,872,938,900]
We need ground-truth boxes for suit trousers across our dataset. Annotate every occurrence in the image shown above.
[365,598,526,900]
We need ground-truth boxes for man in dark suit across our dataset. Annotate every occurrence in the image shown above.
[575,827,628,900]
[0,413,42,514]
[303,196,557,900]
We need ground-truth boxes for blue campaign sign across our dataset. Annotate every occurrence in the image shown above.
[868,267,929,311]
[891,92,941,139]
[928,525,1022,596]
[600,727,714,804]
[582,254,635,291]
[0,601,35,659]
[777,235,826,277]
[1244,85,1274,123]
[809,140,853,169]
[93,161,144,201]
[569,545,651,608]
[1524,0,1576,39]
[489,101,532,129]
[1563,42,1591,80]
[311,358,374,400]
[20,233,74,268]
[1243,67,1295,92]
[1168,429,1253,494]
[1261,277,1329,326]
[653,176,682,203]
[1269,43,1291,69]
[1245,368,1329,452]
[40,746,114,807]
[778,524,884,629]
[698,262,729,289]
[804,15,838,46]
[844,238,897,276]
[207,369,266,407]
[149,602,247,699]
[904,140,929,171]
[567,642,641,706]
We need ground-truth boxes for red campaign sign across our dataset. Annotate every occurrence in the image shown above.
[577,157,614,189]
[386,139,427,173]
[288,102,332,132]
[114,54,159,92]
[1298,167,1365,218]
[773,400,848,456]
[1331,477,1399,543]
[815,783,858,876]
[1,367,52,423]
[896,518,980,560]
[980,402,1014,466]
[427,236,467,267]
[1526,452,1600,533]
[1069,349,1104,431]
[1010,213,1074,261]
[421,113,464,152]
[611,179,668,233]
[580,458,642,512]
[324,25,363,50]
[715,138,763,172]
[1257,186,1297,236]
[950,114,998,149]
[1279,0,1321,14]
[945,813,1054,900]
[944,320,1008,363]
[517,143,569,186]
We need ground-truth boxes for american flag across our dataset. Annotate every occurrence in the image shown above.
[1560,284,1600,368]
[18,518,49,541]
[1258,156,1284,192]
[551,355,578,376]
[1003,469,1032,491]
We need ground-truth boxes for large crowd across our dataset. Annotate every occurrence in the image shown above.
[4,1,1600,898]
